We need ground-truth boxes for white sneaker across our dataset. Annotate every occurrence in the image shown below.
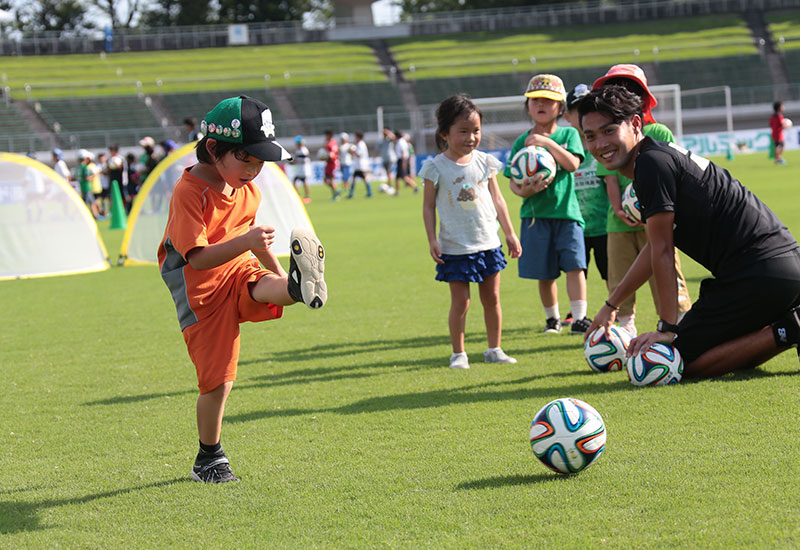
[484,348,518,364]
[449,353,470,370]
[287,228,327,309]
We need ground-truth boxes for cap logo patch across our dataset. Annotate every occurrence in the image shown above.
[260,109,276,138]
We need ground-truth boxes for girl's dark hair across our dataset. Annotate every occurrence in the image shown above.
[774,101,783,113]
[195,136,250,164]
[577,85,643,128]
[434,94,482,152]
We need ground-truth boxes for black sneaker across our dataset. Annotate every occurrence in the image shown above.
[543,317,562,334]
[562,312,574,326]
[773,306,800,347]
[571,317,592,335]
[287,228,327,309]
[191,455,239,483]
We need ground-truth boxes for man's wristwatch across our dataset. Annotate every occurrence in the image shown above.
[656,319,680,334]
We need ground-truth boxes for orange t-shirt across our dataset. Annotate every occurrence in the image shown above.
[158,167,262,330]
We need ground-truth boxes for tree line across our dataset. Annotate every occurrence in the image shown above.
[0,0,564,35]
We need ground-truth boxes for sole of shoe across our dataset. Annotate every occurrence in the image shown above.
[290,228,327,309]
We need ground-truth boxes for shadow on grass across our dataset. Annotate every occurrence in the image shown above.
[240,326,541,365]
[455,472,569,490]
[83,358,434,407]
[84,327,585,407]
[224,375,633,424]
[0,477,187,535]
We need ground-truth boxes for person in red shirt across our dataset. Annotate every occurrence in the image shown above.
[323,128,341,200]
[769,101,789,165]
[158,95,328,483]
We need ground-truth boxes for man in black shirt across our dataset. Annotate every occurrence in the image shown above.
[578,86,800,377]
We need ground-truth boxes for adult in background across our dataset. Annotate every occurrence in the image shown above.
[77,149,100,218]
[322,129,341,201]
[292,135,312,204]
[184,117,200,142]
[395,130,419,194]
[377,127,397,193]
[107,144,128,204]
[339,132,354,194]
[769,101,788,165]
[580,85,800,378]
[52,148,75,192]
[348,131,373,199]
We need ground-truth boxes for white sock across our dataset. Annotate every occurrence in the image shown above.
[570,300,588,321]
[486,347,501,353]
[450,352,467,360]
[544,304,559,320]
[618,314,635,326]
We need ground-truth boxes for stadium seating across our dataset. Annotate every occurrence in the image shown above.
[37,96,161,133]
[0,102,47,152]
[160,90,281,128]
[6,10,800,154]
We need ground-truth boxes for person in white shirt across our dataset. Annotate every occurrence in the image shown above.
[292,135,312,204]
[339,132,354,194]
[52,148,75,192]
[394,130,419,195]
[347,131,373,198]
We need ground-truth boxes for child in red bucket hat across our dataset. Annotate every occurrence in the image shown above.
[592,64,659,124]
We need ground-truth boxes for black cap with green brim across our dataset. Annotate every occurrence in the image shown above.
[200,96,292,162]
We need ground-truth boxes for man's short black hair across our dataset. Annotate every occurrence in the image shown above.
[578,85,643,128]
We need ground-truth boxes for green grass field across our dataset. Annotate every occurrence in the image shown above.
[2,151,799,548]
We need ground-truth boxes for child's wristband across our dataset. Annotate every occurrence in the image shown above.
[605,300,620,311]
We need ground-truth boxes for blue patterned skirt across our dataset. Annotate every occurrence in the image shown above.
[435,246,507,283]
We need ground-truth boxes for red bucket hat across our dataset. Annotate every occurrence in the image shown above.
[592,64,658,124]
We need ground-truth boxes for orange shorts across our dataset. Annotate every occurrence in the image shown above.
[182,260,283,394]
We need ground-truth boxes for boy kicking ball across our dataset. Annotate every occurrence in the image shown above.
[157,96,327,483]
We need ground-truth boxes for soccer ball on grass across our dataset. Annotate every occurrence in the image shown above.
[584,326,631,372]
[529,398,606,474]
[626,342,684,386]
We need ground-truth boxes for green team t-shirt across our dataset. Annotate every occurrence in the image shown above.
[504,125,585,226]
[574,153,608,237]
[78,163,91,195]
[596,123,674,234]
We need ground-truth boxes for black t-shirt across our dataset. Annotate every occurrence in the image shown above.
[633,137,798,280]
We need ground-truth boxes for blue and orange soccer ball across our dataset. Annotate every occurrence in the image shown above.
[529,398,606,474]
[584,326,631,372]
[626,342,684,386]
[508,145,557,184]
